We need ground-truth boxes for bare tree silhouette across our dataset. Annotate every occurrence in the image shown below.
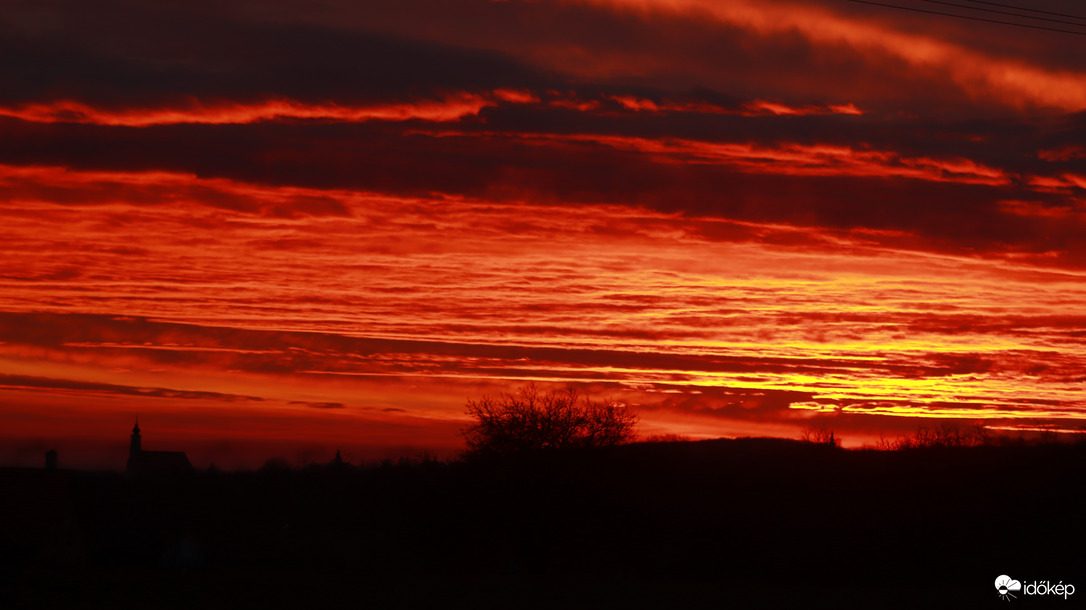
[462,384,637,457]
[800,426,840,447]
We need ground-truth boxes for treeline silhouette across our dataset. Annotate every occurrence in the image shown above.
[2,437,1085,608]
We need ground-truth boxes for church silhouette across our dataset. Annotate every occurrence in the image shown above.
[126,420,193,474]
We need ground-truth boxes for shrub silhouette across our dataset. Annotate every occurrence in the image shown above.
[462,384,637,456]
[875,422,994,450]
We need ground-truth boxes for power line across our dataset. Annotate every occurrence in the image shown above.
[916,0,1086,28]
[844,0,1086,36]
[959,0,1086,23]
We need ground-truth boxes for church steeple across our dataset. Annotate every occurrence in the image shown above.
[130,418,141,457]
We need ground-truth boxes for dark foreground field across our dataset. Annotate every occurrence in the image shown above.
[2,438,1084,608]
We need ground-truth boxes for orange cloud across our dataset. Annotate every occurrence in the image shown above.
[585,0,1086,111]
[3,163,1085,392]
[1038,146,1086,162]
[744,100,863,116]
[448,131,1011,185]
[608,96,865,116]
[0,93,505,127]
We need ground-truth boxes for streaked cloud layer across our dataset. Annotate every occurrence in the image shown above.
[1,0,1084,464]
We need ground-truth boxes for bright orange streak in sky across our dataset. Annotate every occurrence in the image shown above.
[0,92,870,128]
[0,94,498,126]
[608,96,866,116]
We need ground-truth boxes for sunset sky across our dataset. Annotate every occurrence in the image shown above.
[2,0,1085,468]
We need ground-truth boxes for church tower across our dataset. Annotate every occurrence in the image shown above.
[125,420,192,475]
[129,419,141,458]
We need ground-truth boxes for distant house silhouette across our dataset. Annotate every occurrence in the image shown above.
[126,420,193,474]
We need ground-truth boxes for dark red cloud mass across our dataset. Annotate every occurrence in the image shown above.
[1,0,1084,467]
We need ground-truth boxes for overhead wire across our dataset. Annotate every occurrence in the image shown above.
[915,0,1086,28]
[844,0,1086,36]
[958,0,1086,22]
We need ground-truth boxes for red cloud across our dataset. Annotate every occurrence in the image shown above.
[0,93,511,127]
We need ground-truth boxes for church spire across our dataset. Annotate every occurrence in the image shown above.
[130,418,142,457]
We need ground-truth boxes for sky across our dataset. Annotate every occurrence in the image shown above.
[1,0,1085,469]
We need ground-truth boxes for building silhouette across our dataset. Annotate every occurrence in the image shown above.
[126,419,193,474]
